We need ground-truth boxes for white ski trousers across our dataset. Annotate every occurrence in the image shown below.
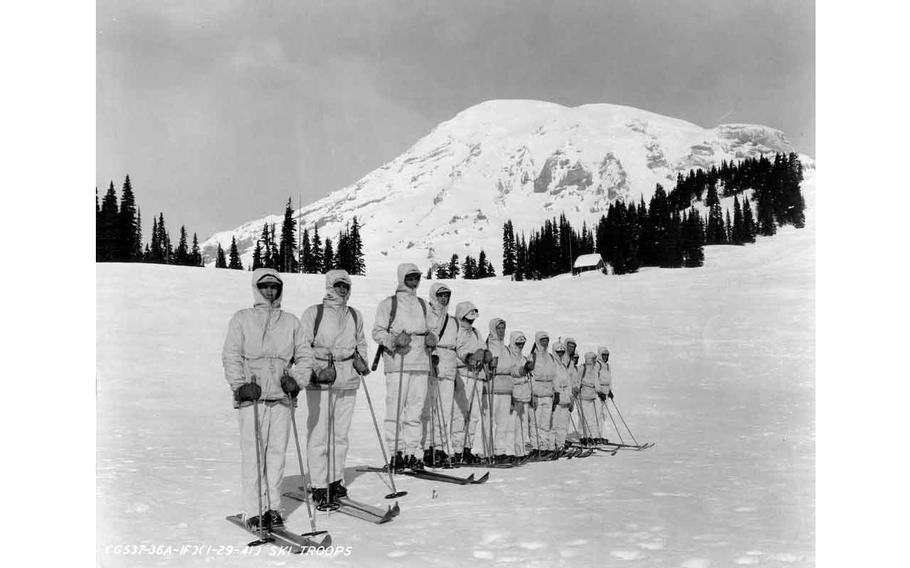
[578,398,602,438]
[421,375,456,453]
[490,392,515,456]
[306,388,357,490]
[238,401,290,517]
[532,396,555,450]
[512,401,531,456]
[384,370,428,457]
[552,405,571,447]
[450,371,482,453]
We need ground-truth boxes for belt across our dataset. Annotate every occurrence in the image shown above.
[315,354,355,362]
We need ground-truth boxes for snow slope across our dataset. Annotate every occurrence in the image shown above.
[201,100,812,279]
[97,177,814,567]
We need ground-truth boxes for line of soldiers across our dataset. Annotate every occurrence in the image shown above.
[221,263,616,530]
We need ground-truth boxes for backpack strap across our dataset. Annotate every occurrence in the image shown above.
[387,295,397,332]
[312,304,324,348]
[313,304,358,348]
[439,314,450,339]
[417,297,427,318]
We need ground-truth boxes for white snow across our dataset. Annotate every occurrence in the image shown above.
[97,176,815,567]
[200,99,812,280]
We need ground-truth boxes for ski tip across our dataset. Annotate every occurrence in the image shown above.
[475,472,490,483]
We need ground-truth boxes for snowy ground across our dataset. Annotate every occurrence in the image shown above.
[97,184,814,567]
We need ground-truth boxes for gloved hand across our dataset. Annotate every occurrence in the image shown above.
[236,382,262,402]
[510,397,516,413]
[424,332,438,348]
[281,374,300,397]
[524,359,535,373]
[530,397,538,410]
[353,350,371,376]
[316,363,337,385]
[393,331,412,354]
[517,363,529,377]
[553,392,561,406]
[568,400,575,413]
[608,391,614,400]
[482,349,494,366]
[597,392,606,402]
[551,399,558,412]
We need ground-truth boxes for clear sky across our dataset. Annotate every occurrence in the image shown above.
[97,0,814,239]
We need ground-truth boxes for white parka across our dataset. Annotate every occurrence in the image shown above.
[222,268,307,402]
[486,318,524,395]
[454,301,484,374]
[529,331,557,398]
[509,331,532,403]
[595,346,613,395]
[298,270,369,391]
[371,263,435,374]
[578,352,601,401]
[552,341,573,406]
[428,282,458,379]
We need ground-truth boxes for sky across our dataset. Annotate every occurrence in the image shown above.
[97,0,815,240]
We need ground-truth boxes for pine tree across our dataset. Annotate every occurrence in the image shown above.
[278,198,298,272]
[191,233,201,266]
[118,175,139,261]
[251,240,263,270]
[732,195,745,244]
[135,209,143,261]
[707,198,726,244]
[350,217,366,275]
[259,224,273,269]
[477,250,494,278]
[742,196,757,243]
[215,243,227,268]
[323,237,335,272]
[335,225,352,273]
[175,225,189,265]
[228,236,243,270]
[724,211,733,244]
[310,226,323,273]
[98,182,119,261]
[149,215,160,262]
[426,265,434,279]
[300,228,312,273]
[502,220,517,277]
[448,254,460,279]
[514,234,527,281]
[462,255,477,279]
[269,223,279,269]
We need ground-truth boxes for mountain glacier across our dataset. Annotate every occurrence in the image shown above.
[202,99,810,275]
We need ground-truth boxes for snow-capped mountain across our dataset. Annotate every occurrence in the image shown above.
[202,100,811,275]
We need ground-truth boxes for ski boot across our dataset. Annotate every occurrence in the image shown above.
[263,509,284,529]
[406,454,424,471]
[312,488,332,511]
[423,448,435,466]
[463,447,476,464]
[329,479,348,499]
[389,452,407,472]
[245,514,265,531]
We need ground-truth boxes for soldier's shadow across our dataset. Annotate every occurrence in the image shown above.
[278,468,375,515]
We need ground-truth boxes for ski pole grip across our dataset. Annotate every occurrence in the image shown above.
[371,346,384,372]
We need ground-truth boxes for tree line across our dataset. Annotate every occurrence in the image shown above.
[500,152,805,280]
[96,175,203,266]
[427,250,497,280]
[97,178,366,275]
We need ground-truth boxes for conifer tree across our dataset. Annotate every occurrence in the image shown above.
[190,233,201,266]
[448,254,460,279]
[98,182,119,261]
[350,217,366,275]
[502,220,517,277]
[215,243,227,268]
[118,175,139,261]
[135,209,143,261]
[259,224,273,269]
[299,228,312,273]
[732,195,745,244]
[462,255,477,279]
[175,225,189,265]
[724,211,733,244]
[514,234,527,281]
[310,226,323,273]
[150,215,160,262]
[278,198,298,272]
[742,196,757,243]
[323,237,335,272]
[426,265,434,279]
[228,236,243,270]
[251,240,263,270]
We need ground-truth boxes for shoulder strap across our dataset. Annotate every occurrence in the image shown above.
[386,295,398,332]
[312,304,325,346]
[418,297,427,317]
[439,314,450,338]
[348,306,358,328]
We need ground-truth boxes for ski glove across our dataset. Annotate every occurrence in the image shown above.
[393,331,412,354]
[281,374,301,397]
[235,382,262,402]
[524,360,535,373]
[424,332,438,348]
[353,350,371,376]
[482,349,494,365]
[530,397,538,410]
[597,392,607,402]
[568,400,575,413]
[553,392,561,406]
[608,391,614,400]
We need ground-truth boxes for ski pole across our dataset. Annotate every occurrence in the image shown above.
[591,395,603,440]
[601,398,625,445]
[250,376,266,539]
[462,367,481,453]
[576,396,593,443]
[434,384,453,462]
[360,375,407,498]
[611,398,641,447]
[287,392,325,537]
[322,388,340,510]
[392,354,406,471]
